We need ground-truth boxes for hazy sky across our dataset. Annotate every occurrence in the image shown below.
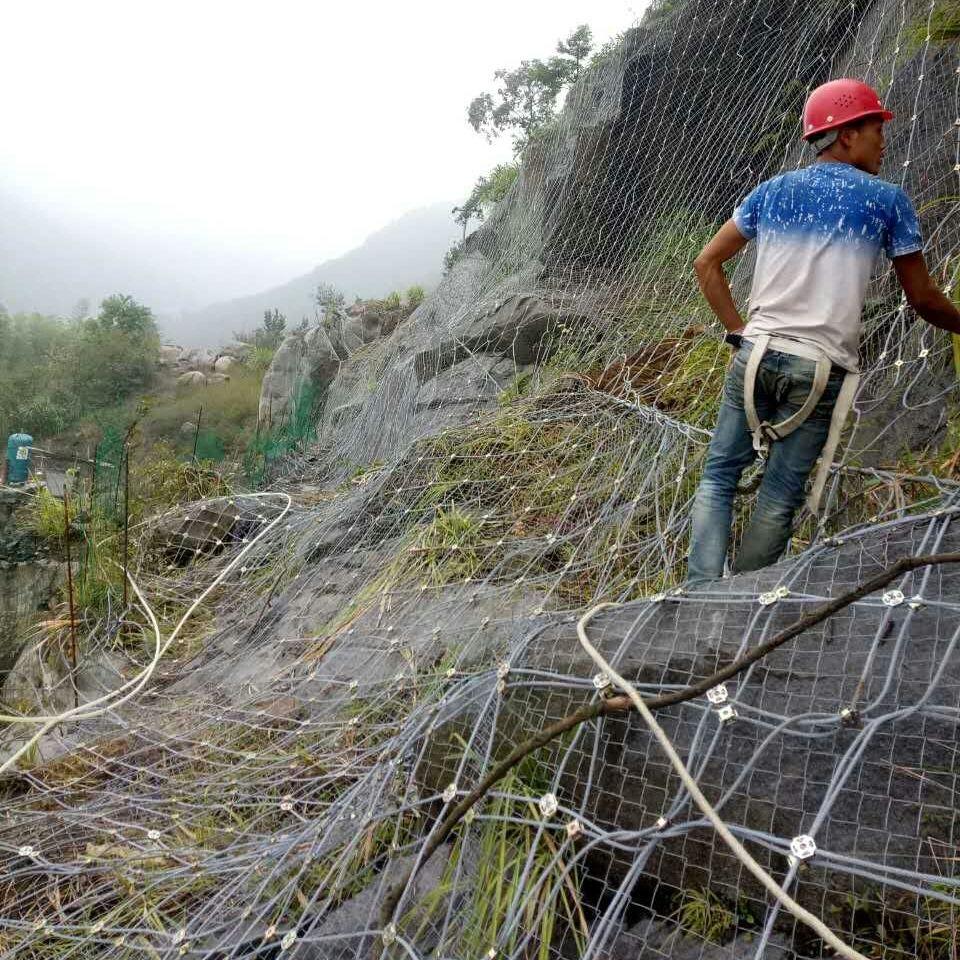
[2,1,642,284]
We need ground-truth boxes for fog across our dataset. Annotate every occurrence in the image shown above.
[1,1,640,318]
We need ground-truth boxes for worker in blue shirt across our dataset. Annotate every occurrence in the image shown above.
[687,78,960,585]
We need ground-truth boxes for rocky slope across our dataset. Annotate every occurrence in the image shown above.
[2,3,959,959]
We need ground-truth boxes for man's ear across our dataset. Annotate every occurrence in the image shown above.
[835,122,863,153]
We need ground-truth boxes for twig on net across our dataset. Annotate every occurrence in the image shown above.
[377,550,960,938]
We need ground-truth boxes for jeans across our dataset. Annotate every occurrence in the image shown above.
[686,342,845,586]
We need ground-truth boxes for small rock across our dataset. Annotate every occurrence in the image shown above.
[177,371,207,388]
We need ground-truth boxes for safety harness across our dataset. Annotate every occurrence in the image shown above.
[741,334,860,514]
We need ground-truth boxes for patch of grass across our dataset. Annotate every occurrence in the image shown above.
[498,371,537,407]
[406,751,587,959]
[407,507,488,586]
[673,888,736,943]
[826,886,959,960]
[656,338,729,423]
[137,367,263,458]
[23,486,76,542]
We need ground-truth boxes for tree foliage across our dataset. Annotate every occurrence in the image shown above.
[261,308,287,348]
[453,163,521,235]
[234,308,287,352]
[314,283,346,319]
[0,294,159,440]
[467,25,592,151]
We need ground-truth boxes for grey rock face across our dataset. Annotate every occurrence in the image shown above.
[150,499,242,565]
[482,519,960,918]
[604,917,792,960]
[0,559,66,676]
[2,632,126,718]
[411,293,594,383]
[258,326,342,429]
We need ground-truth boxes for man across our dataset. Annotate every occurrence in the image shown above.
[686,78,960,586]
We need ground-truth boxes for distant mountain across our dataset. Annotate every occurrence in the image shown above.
[0,188,311,319]
[165,204,461,347]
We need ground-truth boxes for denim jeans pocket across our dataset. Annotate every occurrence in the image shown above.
[783,365,844,417]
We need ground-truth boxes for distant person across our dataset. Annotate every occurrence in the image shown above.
[686,78,960,586]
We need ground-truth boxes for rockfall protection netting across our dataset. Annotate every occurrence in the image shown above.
[2,1,960,958]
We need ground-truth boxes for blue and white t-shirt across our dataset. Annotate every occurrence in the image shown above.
[733,161,922,372]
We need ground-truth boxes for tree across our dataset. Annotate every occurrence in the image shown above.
[467,25,593,152]
[556,24,592,75]
[71,298,91,321]
[314,283,345,318]
[262,308,286,349]
[96,294,156,336]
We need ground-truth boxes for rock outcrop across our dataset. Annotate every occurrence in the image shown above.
[4,4,959,959]
[0,490,66,677]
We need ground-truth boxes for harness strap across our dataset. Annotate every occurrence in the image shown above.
[743,334,832,451]
[806,369,860,513]
[739,334,859,515]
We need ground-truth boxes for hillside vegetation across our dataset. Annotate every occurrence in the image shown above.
[2,4,959,960]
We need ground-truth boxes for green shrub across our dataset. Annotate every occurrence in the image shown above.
[25,487,74,542]
[382,291,402,310]
[443,240,466,275]
[129,443,234,520]
[405,285,426,309]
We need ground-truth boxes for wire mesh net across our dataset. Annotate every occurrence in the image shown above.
[1,1,959,958]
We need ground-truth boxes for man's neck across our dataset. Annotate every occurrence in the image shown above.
[814,150,851,166]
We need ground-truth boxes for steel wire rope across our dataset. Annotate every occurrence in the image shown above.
[0,493,292,775]
[575,600,873,960]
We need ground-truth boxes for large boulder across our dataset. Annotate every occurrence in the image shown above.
[213,355,235,374]
[2,632,126,719]
[158,344,184,366]
[218,341,251,360]
[183,348,216,372]
[0,559,65,676]
[427,516,960,922]
[177,371,207,388]
[258,326,342,429]
[149,499,242,566]
[327,302,408,356]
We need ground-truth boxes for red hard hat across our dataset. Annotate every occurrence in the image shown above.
[801,78,894,140]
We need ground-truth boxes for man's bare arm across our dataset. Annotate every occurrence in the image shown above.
[893,251,960,335]
[693,219,751,334]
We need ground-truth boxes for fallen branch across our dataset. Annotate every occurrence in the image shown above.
[377,550,960,940]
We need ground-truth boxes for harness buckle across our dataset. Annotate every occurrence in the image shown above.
[751,431,769,460]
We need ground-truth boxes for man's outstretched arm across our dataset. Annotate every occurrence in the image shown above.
[693,219,751,335]
[893,252,960,335]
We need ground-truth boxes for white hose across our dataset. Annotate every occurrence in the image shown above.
[0,493,291,774]
[576,602,869,960]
